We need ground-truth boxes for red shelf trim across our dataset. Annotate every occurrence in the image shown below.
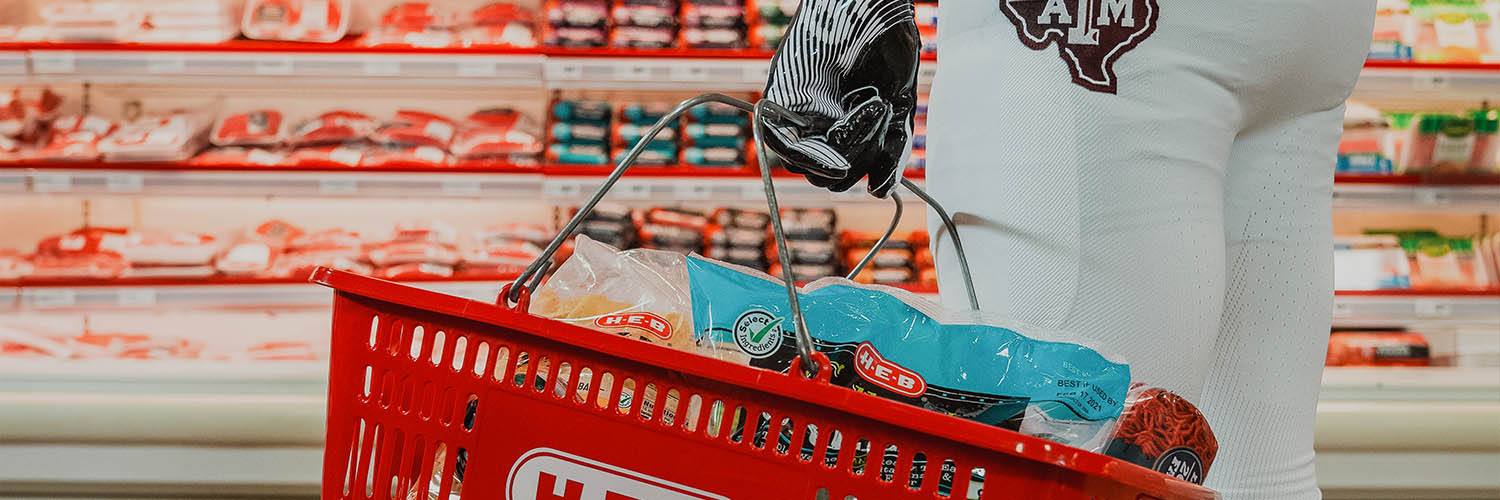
[1334,173,1500,186]
[1362,60,1500,72]
[1335,289,1500,297]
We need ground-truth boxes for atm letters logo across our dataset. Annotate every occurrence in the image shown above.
[999,0,1159,93]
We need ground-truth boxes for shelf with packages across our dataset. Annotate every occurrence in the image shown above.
[1331,174,1500,210]
[0,41,1492,92]
[1356,61,1500,101]
[5,161,1498,208]
[0,162,927,203]
[1332,289,1500,327]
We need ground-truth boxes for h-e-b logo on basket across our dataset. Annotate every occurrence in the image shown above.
[595,312,672,341]
[732,309,784,358]
[1154,447,1204,485]
[855,342,927,398]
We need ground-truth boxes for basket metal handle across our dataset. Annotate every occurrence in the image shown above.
[506,94,977,377]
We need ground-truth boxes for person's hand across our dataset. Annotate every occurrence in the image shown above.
[760,0,921,198]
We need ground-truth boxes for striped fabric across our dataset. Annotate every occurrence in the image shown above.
[761,0,918,197]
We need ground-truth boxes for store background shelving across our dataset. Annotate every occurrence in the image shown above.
[3,2,1500,499]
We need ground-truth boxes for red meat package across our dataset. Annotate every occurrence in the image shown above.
[1326,330,1431,367]
[361,2,459,47]
[371,110,457,150]
[212,110,286,147]
[378,262,454,280]
[287,144,366,168]
[29,227,131,279]
[450,108,543,163]
[192,147,288,167]
[360,145,451,168]
[1019,384,1219,485]
[98,113,210,162]
[117,231,220,267]
[272,229,371,278]
[366,222,461,267]
[460,231,542,276]
[242,0,351,43]
[32,114,117,161]
[0,88,63,139]
[288,110,378,147]
[216,220,305,276]
[462,3,538,47]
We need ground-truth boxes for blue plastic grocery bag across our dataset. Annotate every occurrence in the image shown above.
[687,255,1131,424]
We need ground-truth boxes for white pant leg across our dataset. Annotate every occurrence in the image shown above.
[1200,106,1346,500]
[928,1,1372,495]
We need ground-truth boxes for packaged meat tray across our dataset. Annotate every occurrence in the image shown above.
[372,110,457,150]
[366,223,461,267]
[192,147,289,167]
[1327,330,1432,367]
[98,113,210,162]
[452,108,543,162]
[242,0,352,43]
[288,110,378,147]
[31,114,117,162]
[212,110,286,147]
[360,145,452,168]
[117,232,220,267]
[287,144,367,168]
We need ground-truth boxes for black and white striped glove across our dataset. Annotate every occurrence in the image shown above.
[760,0,920,198]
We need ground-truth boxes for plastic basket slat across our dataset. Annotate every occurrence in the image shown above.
[314,268,1216,500]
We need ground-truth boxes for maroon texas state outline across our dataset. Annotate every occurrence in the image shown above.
[997,0,1160,94]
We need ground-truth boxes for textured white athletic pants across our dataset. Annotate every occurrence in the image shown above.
[926,2,1375,498]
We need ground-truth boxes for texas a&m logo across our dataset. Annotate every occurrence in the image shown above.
[999,0,1159,93]
[855,343,927,398]
[593,312,672,341]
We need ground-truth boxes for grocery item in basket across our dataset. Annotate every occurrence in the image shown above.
[212,110,286,147]
[687,255,1131,436]
[1326,330,1431,367]
[531,236,708,355]
[242,0,351,43]
[1092,385,1219,485]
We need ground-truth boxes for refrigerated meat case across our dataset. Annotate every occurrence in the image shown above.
[0,1,1497,498]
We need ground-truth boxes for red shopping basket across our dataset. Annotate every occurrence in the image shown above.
[312,95,1217,500]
